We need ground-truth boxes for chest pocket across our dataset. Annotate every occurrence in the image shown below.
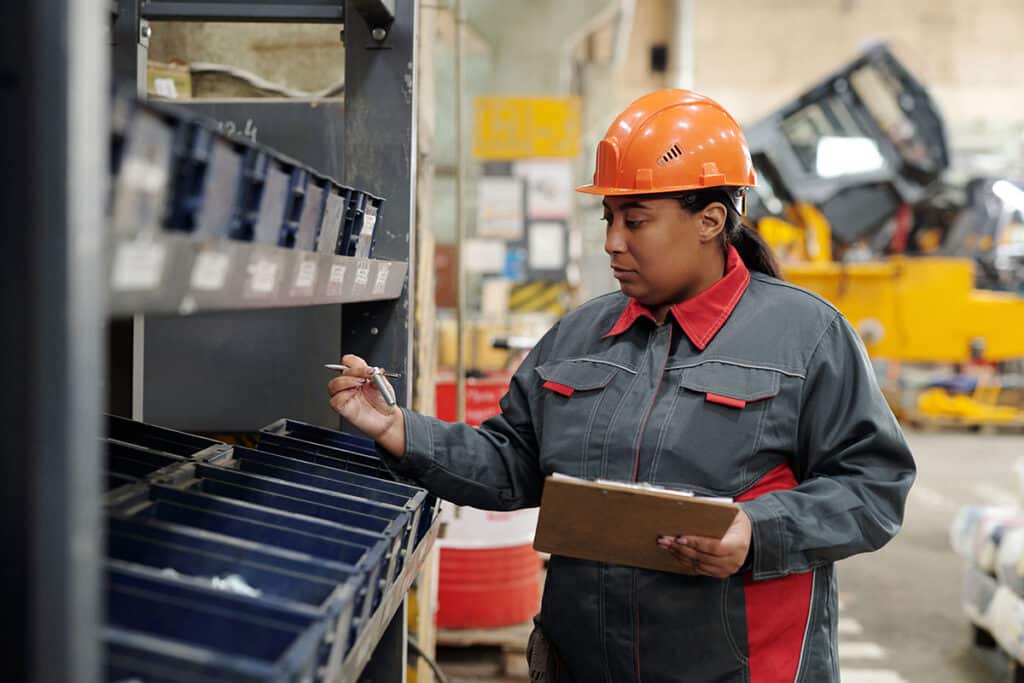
[651,362,782,494]
[534,360,622,477]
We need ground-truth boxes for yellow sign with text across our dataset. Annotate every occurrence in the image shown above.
[474,96,581,160]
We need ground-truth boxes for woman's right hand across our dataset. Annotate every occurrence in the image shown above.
[327,354,406,456]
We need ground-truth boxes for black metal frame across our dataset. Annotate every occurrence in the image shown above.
[141,0,345,22]
[138,0,396,27]
[3,2,107,683]
[4,0,419,679]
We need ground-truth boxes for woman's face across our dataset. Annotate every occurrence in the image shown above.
[602,195,726,308]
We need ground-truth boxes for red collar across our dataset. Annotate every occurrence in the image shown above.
[603,246,750,350]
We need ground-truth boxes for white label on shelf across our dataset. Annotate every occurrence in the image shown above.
[373,262,392,295]
[247,257,279,296]
[119,156,168,195]
[326,264,347,297]
[190,250,231,291]
[354,260,371,288]
[293,259,318,292]
[112,240,166,291]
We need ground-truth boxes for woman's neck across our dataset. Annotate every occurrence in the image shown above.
[649,249,728,325]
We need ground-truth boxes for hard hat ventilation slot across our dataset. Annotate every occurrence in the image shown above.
[657,143,683,166]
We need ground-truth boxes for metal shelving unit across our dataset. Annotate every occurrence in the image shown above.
[110,233,408,315]
[5,0,424,681]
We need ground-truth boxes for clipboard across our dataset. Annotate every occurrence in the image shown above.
[533,475,740,575]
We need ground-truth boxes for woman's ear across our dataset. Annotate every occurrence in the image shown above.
[698,203,728,243]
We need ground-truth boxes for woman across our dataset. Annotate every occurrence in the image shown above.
[328,89,915,683]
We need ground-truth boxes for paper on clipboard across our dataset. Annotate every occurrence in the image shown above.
[534,475,740,575]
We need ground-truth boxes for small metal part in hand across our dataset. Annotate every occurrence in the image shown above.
[370,369,398,407]
[325,364,398,406]
[324,364,401,379]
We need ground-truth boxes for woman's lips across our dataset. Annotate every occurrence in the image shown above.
[612,267,637,281]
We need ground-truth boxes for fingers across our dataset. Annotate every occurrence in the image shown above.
[675,535,730,557]
[657,535,741,578]
[328,375,368,397]
[329,388,356,416]
[340,354,375,378]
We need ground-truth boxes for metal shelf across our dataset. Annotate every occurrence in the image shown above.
[110,232,407,316]
[338,515,440,683]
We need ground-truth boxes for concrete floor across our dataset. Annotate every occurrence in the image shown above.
[440,429,1024,683]
[836,429,1024,683]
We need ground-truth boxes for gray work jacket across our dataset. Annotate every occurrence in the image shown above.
[386,254,915,682]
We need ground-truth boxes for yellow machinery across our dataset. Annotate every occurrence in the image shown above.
[762,205,1024,427]
[743,44,1024,427]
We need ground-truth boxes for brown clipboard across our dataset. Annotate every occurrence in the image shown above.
[532,475,740,575]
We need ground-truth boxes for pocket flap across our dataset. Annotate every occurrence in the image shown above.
[678,363,781,403]
[535,360,618,393]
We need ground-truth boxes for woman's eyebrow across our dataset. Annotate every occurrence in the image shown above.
[602,201,652,211]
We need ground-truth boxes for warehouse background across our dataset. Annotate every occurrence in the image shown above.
[6,1,1024,682]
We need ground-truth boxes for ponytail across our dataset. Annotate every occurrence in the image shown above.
[675,189,782,279]
[729,223,781,278]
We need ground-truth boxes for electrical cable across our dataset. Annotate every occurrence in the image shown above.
[189,62,345,99]
[407,634,451,683]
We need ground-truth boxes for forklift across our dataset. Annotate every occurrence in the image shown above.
[742,43,1024,427]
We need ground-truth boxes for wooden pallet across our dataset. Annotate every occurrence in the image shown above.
[436,621,533,679]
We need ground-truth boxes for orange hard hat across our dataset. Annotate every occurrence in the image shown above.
[577,89,756,198]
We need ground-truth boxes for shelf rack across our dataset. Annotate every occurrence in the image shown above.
[4,1,423,681]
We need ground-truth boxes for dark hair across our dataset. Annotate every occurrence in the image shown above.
[677,189,781,279]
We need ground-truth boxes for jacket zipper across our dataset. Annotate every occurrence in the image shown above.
[631,327,671,683]
[632,326,672,482]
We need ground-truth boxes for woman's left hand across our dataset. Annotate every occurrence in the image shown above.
[658,509,752,578]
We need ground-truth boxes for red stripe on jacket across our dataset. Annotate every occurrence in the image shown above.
[737,464,813,683]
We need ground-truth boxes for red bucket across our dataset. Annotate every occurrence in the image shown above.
[436,543,542,628]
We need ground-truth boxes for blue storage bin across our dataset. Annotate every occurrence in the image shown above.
[294,175,327,252]
[263,418,377,456]
[198,453,418,579]
[228,146,273,242]
[315,184,348,255]
[116,484,391,615]
[252,159,293,247]
[107,414,225,459]
[107,515,371,649]
[255,432,387,480]
[256,422,437,545]
[337,191,383,258]
[107,515,362,665]
[278,168,309,249]
[181,465,407,586]
[164,124,245,238]
[106,439,186,484]
[105,562,326,683]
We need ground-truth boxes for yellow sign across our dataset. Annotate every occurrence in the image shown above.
[474,96,581,160]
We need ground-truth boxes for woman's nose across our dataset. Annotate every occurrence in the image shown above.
[604,219,626,255]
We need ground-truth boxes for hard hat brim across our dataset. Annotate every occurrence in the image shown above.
[575,182,754,196]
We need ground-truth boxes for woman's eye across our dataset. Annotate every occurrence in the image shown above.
[625,219,643,229]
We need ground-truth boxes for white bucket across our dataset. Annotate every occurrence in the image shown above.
[437,501,539,550]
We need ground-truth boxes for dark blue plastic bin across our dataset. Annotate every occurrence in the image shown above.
[105,561,327,683]
[222,446,426,559]
[106,439,186,484]
[116,484,391,615]
[257,421,437,545]
[180,464,408,587]
[262,418,377,456]
[107,515,362,665]
[107,413,225,459]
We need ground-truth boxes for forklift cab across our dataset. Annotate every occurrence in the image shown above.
[744,43,949,247]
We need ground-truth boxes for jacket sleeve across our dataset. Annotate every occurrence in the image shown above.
[740,313,916,580]
[381,326,557,511]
